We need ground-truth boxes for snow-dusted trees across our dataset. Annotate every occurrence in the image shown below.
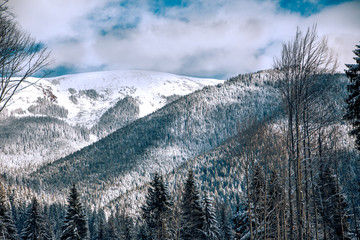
[60,184,89,240]
[21,197,50,240]
[141,173,173,239]
[218,204,233,240]
[202,193,220,240]
[344,43,360,150]
[344,42,360,240]
[180,170,206,240]
[0,0,50,114]
[0,183,18,240]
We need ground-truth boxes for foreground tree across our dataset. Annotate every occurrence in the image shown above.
[218,204,233,240]
[344,43,360,150]
[141,173,173,240]
[180,170,205,240]
[343,42,360,240]
[202,193,220,240]
[0,0,50,114]
[60,185,89,240]
[273,25,338,240]
[21,197,50,240]
[0,183,18,240]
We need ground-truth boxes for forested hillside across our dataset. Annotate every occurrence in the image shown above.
[0,70,221,174]
[29,71,280,206]
[1,0,359,238]
[1,71,359,240]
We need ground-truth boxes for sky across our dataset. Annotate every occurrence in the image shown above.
[8,0,360,79]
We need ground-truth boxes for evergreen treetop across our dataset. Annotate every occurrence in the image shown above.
[141,172,173,240]
[21,197,50,240]
[344,43,360,150]
[60,184,89,240]
[202,193,220,240]
[0,183,18,240]
[180,170,206,240]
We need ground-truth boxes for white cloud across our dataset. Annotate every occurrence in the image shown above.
[8,0,360,78]
[306,1,360,70]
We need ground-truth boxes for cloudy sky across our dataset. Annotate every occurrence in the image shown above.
[8,0,360,79]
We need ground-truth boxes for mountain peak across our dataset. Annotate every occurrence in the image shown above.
[5,70,224,127]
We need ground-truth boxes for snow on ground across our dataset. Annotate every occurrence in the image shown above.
[5,70,224,128]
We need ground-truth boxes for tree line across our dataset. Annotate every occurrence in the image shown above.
[1,0,359,238]
[0,170,236,240]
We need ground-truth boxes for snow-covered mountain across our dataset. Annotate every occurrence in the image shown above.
[0,70,223,173]
[31,71,283,208]
[1,70,351,216]
[3,70,223,128]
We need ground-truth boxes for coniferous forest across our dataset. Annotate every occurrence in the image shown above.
[1,0,360,239]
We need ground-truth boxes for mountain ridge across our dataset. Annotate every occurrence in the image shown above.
[30,71,282,207]
[0,70,223,173]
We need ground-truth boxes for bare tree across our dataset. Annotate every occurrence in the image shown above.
[0,0,50,114]
[273,25,338,240]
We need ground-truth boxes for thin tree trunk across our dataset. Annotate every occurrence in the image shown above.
[352,194,360,240]
[318,131,327,240]
[295,92,303,240]
[264,176,268,240]
[288,104,295,240]
[246,158,254,240]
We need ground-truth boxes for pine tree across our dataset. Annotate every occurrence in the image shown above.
[218,204,233,240]
[118,214,133,240]
[344,43,360,150]
[105,214,119,240]
[202,193,220,240]
[94,209,106,240]
[180,170,205,240]
[21,197,50,240]
[137,224,148,240]
[95,217,105,240]
[0,183,18,240]
[60,184,89,240]
[141,173,173,240]
[48,203,65,240]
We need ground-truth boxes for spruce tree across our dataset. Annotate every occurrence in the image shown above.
[344,43,360,150]
[180,170,205,240]
[118,213,133,240]
[21,197,50,240]
[202,193,220,240]
[141,172,173,240]
[0,183,18,240]
[218,204,233,240]
[105,214,119,240]
[60,184,89,240]
[95,217,105,240]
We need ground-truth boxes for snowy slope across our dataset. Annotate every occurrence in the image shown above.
[0,70,223,174]
[4,70,223,128]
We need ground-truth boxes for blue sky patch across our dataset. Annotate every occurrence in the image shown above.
[278,0,352,16]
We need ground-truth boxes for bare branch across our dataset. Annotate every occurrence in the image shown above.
[0,0,50,113]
